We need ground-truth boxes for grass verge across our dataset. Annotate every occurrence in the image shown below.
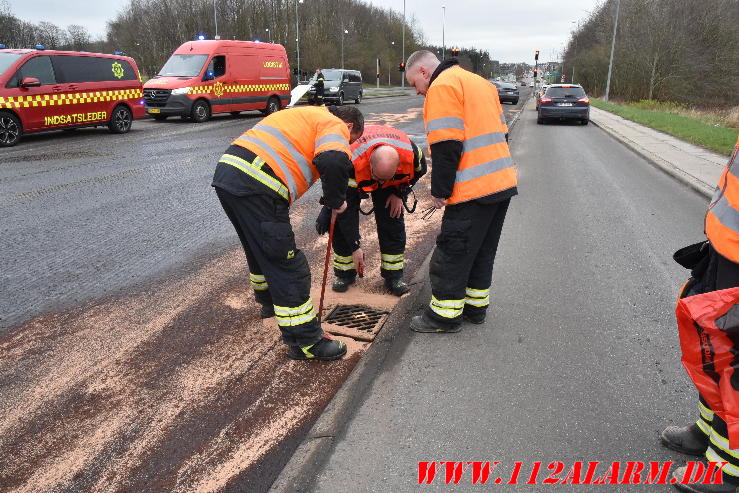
[591,98,738,156]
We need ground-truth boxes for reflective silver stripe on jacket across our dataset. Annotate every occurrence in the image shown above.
[462,132,507,155]
[315,133,348,153]
[352,137,413,160]
[253,123,316,187]
[711,195,739,233]
[455,155,514,184]
[426,116,464,132]
[238,135,300,200]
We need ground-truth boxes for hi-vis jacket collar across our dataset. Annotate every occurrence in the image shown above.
[428,58,460,87]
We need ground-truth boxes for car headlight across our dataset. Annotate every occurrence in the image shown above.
[329,87,339,92]
[171,87,191,95]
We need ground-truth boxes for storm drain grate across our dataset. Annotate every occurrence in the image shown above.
[325,305,388,332]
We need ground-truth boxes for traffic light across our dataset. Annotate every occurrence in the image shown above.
[376,72,381,78]
[451,47,460,57]
[535,50,540,61]
[533,68,538,78]
[398,62,405,72]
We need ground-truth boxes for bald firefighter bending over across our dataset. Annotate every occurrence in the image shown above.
[404,50,517,333]
[315,124,427,295]
[211,105,364,361]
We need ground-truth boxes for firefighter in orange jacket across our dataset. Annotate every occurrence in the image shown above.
[404,50,516,333]
[661,136,739,492]
[315,124,427,296]
[211,105,364,361]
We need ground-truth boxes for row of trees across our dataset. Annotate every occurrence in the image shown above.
[0,0,496,86]
[561,0,739,106]
[108,0,424,84]
[0,1,101,52]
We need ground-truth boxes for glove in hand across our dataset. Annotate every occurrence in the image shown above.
[315,206,332,235]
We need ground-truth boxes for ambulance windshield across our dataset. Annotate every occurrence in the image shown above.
[157,54,208,78]
[0,53,22,76]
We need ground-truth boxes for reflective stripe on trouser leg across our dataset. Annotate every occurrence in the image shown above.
[703,411,739,478]
[250,272,269,291]
[381,253,403,271]
[464,287,489,307]
[333,253,355,271]
[273,298,317,327]
[429,295,464,319]
[696,400,714,436]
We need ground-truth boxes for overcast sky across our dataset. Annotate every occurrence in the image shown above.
[7,0,605,63]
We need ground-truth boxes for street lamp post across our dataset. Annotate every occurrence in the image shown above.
[570,20,579,83]
[442,6,446,59]
[604,0,620,103]
[213,0,219,39]
[265,28,270,43]
[402,0,406,88]
[296,0,303,83]
[341,26,348,69]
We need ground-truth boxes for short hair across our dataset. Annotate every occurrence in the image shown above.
[406,50,439,70]
[328,105,364,135]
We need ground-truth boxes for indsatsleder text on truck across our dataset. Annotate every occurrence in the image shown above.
[0,45,146,147]
[144,40,291,123]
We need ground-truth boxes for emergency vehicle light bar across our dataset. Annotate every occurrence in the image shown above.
[35,45,45,50]
[0,44,6,49]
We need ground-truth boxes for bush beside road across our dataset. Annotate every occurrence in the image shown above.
[591,98,739,156]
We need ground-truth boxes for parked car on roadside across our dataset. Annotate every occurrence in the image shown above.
[537,84,590,125]
[491,81,519,105]
[306,69,362,105]
[0,46,145,147]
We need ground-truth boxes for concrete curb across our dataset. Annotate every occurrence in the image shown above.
[589,110,713,199]
[269,102,528,493]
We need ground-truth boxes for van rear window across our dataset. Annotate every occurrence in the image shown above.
[158,54,208,78]
[52,55,137,83]
[0,53,22,76]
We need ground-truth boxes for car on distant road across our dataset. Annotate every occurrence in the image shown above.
[491,81,519,105]
[306,69,362,105]
[535,84,550,109]
[537,84,590,125]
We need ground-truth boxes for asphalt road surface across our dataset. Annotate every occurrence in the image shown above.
[0,92,527,492]
[310,101,711,492]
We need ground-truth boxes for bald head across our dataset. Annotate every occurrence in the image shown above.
[370,146,400,181]
[405,50,440,96]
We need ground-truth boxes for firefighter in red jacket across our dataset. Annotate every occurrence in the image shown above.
[661,136,739,492]
[315,125,427,295]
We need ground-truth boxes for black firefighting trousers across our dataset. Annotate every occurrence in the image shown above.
[687,246,739,474]
[215,188,323,347]
[425,198,511,328]
[333,188,406,281]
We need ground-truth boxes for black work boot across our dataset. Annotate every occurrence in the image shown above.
[332,277,355,293]
[462,307,486,325]
[671,463,739,492]
[410,314,461,333]
[385,278,410,296]
[287,337,347,361]
[661,423,709,456]
[260,304,275,319]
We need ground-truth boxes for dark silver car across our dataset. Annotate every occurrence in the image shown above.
[492,81,519,105]
[537,84,590,125]
[307,69,362,105]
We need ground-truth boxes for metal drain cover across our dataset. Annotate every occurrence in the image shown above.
[324,304,389,341]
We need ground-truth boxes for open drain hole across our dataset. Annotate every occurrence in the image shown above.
[325,304,388,332]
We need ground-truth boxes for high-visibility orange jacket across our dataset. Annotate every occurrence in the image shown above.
[351,124,418,192]
[424,64,517,205]
[706,136,739,263]
[232,106,352,203]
